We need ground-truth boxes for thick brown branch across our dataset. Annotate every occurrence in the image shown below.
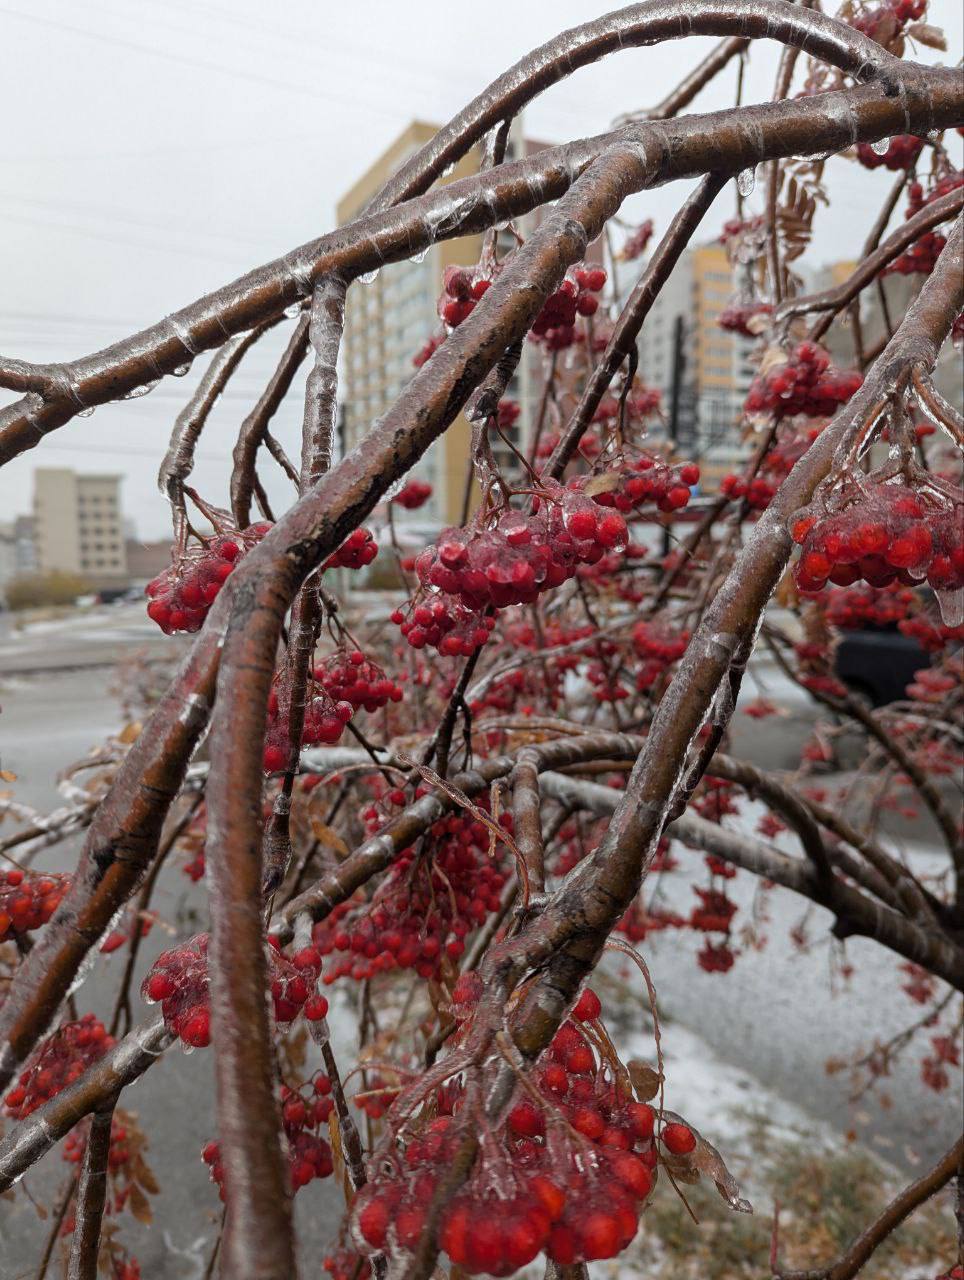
[0,1015,171,1192]
[500,215,964,1062]
[66,1099,116,1280]
[369,0,903,212]
[1,60,958,465]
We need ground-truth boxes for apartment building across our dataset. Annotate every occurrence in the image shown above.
[636,241,756,489]
[336,120,599,527]
[33,468,128,589]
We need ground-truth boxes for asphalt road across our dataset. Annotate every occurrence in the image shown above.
[0,606,959,1277]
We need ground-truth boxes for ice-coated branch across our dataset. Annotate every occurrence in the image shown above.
[66,1098,116,1280]
[230,314,311,528]
[0,59,959,466]
[545,170,726,479]
[205,276,353,1280]
[494,214,964,1068]
[158,324,271,505]
[0,1014,171,1192]
[912,361,964,445]
[769,185,964,339]
[772,1134,964,1280]
[536,772,964,989]
[511,751,546,897]
[368,0,904,212]
[272,732,642,943]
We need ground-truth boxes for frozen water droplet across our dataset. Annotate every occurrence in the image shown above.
[284,302,302,318]
[871,136,891,156]
[78,406,95,418]
[409,247,428,264]
[172,361,193,377]
[737,167,757,198]
[359,269,379,285]
[935,586,964,627]
[122,380,160,401]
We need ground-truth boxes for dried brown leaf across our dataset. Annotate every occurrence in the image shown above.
[310,818,349,860]
[907,21,946,49]
[128,1182,154,1225]
[584,471,622,497]
[627,1059,664,1102]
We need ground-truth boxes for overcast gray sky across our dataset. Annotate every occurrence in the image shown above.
[1,0,961,539]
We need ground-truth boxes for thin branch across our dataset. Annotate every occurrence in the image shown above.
[545,171,727,479]
[773,1135,964,1280]
[230,313,311,527]
[158,325,270,504]
[66,1098,116,1280]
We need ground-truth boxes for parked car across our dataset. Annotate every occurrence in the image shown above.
[834,626,930,707]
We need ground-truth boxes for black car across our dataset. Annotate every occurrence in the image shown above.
[834,626,931,707]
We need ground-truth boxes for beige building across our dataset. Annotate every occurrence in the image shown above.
[337,120,588,526]
[33,468,128,589]
[636,241,757,490]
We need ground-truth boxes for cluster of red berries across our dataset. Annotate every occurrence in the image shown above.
[632,621,690,691]
[825,582,917,630]
[391,592,496,657]
[745,343,863,419]
[0,867,69,941]
[720,472,777,510]
[690,888,738,961]
[437,262,606,348]
[63,1113,132,1175]
[4,1015,115,1118]
[353,1072,401,1120]
[855,134,924,171]
[718,300,773,337]
[496,398,521,430]
[141,934,324,1048]
[203,1073,334,1199]
[324,526,378,571]
[262,672,354,773]
[886,172,964,276]
[393,482,632,655]
[324,1248,371,1280]
[314,649,404,714]
[906,665,958,704]
[898,613,964,653]
[921,1032,960,1093]
[719,214,765,245]
[791,480,964,593]
[421,483,628,607]
[312,807,508,982]
[353,990,701,1273]
[146,523,271,634]
[391,479,433,509]
[592,455,699,514]
[721,422,825,512]
[591,384,662,427]
[619,219,654,260]
[528,267,607,348]
[437,264,494,328]
[851,0,926,40]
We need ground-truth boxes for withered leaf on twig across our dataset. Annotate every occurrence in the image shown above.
[627,1058,663,1102]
